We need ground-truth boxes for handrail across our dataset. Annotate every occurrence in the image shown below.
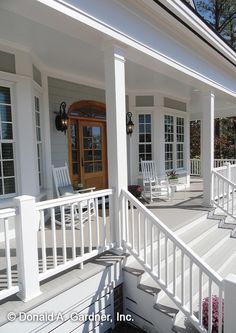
[212,169,236,187]
[121,189,222,284]
[212,169,236,219]
[121,188,223,333]
[213,165,228,171]
[0,208,16,219]
[35,189,113,210]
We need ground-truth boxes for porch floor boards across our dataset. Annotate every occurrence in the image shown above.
[143,177,210,232]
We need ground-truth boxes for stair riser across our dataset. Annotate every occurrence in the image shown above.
[123,270,175,333]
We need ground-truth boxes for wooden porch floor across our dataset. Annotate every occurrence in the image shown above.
[142,177,208,232]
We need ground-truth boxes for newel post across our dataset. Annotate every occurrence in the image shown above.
[14,195,41,301]
[223,274,236,333]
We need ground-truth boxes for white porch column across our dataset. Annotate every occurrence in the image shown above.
[201,92,215,206]
[185,112,190,187]
[41,73,53,198]
[104,45,127,250]
[16,78,39,196]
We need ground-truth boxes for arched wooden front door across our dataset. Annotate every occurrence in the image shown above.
[68,101,108,190]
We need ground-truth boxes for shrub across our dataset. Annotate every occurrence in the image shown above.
[202,295,224,332]
[128,185,142,198]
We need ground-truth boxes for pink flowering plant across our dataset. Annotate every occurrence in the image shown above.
[128,185,142,198]
[202,295,224,332]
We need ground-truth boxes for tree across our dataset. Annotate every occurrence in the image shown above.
[188,1,236,159]
[190,118,236,159]
[195,0,236,49]
[190,120,201,158]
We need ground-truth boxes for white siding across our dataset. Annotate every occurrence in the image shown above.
[48,77,105,168]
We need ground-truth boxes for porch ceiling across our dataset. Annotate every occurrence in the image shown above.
[0,0,235,115]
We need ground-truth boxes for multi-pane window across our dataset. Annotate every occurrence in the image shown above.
[0,86,15,196]
[138,114,152,171]
[35,96,43,187]
[70,121,80,176]
[176,117,184,168]
[164,115,174,170]
[164,115,185,171]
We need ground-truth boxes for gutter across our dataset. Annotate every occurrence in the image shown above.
[151,0,236,68]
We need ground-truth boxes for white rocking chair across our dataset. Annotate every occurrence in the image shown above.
[141,160,170,203]
[52,163,95,227]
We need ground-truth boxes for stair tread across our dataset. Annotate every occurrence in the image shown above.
[141,219,230,286]
[172,319,199,333]
[155,243,236,317]
[153,302,179,318]
[178,218,218,245]
[137,283,161,296]
[173,252,236,332]
[190,224,229,257]
[123,266,145,277]
[135,223,233,316]
[124,207,236,332]
[159,234,235,304]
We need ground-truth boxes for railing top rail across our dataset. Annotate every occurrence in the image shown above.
[0,208,16,219]
[122,188,223,285]
[213,165,227,171]
[212,169,236,187]
[214,159,236,161]
[35,189,113,210]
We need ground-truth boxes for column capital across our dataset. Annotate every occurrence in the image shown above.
[199,91,215,99]
[104,43,126,63]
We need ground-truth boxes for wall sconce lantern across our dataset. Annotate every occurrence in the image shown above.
[55,102,68,134]
[126,112,134,136]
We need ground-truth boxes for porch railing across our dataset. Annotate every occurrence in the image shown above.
[190,159,236,176]
[212,163,236,219]
[35,189,114,281]
[190,158,201,176]
[214,159,236,168]
[121,188,224,333]
[0,189,114,302]
[0,208,19,301]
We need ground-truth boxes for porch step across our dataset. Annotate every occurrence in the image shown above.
[123,211,234,333]
[173,251,236,332]
[208,206,236,237]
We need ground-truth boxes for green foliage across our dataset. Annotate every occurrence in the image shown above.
[166,170,178,179]
[190,120,201,159]
[195,0,236,49]
[190,118,236,159]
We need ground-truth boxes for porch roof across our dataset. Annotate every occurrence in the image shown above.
[0,0,235,117]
